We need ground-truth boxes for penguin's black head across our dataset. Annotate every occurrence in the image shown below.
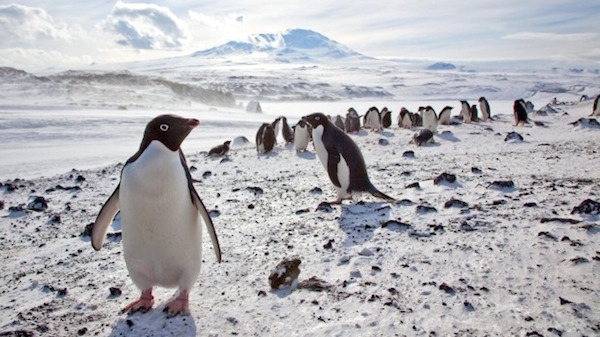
[479,97,485,102]
[224,141,231,146]
[302,112,329,129]
[142,114,199,152]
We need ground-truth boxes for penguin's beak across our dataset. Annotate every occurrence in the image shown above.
[188,119,200,127]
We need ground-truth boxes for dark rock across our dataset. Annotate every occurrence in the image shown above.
[569,117,600,128]
[9,205,25,213]
[75,175,86,183]
[402,150,415,158]
[309,187,323,194]
[3,183,18,192]
[81,223,93,237]
[316,202,334,213]
[220,157,232,164]
[396,199,414,206]
[269,256,301,290]
[380,219,411,230]
[77,327,88,336]
[570,257,589,265]
[27,196,48,212]
[463,300,475,312]
[488,180,515,189]
[433,173,456,185]
[416,205,437,214]
[523,202,538,207]
[295,208,310,215]
[444,199,468,208]
[126,320,134,328]
[378,139,389,146]
[202,171,212,178]
[109,287,122,297]
[0,330,34,337]
[460,222,475,232]
[571,199,600,215]
[471,167,482,174]
[540,217,580,224]
[439,283,455,295]
[49,213,61,224]
[246,186,264,196]
[559,297,573,305]
[405,182,420,189]
[547,327,563,336]
[297,276,333,292]
[534,121,546,127]
[525,331,544,337]
[538,231,558,241]
[504,131,524,142]
[247,204,255,210]
[257,290,267,297]
[323,239,334,249]
[208,210,221,217]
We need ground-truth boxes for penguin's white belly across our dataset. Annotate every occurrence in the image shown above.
[365,113,380,130]
[294,126,310,151]
[312,126,350,198]
[402,114,412,128]
[423,111,437,132]
[120,141,201,290]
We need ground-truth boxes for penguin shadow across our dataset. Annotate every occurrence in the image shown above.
[337,201,391,245]
[376,130,395,138]
[295,150,316,160]
[108,308,197,337]
[435,131,460,142]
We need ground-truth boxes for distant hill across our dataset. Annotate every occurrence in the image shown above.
[426,62,457,70]
[191,28,368,62]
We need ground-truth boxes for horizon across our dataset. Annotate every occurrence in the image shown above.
[1,1,599,72]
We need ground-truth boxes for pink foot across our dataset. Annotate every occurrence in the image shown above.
[327,199,342,205]
[121,289,154,314]
[163,291,190,316]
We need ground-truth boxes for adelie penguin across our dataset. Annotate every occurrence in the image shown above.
[280,116,294,144]
[293,119,311,152]
[591,94,600,116]
[398,107,412,128]
[256,123,276,153]
[363,106,383,131]
[513,99,529,126]
[422,106,438,133]
[344,108,361,133]
[380,107,392,128]
[91,114,222,316]
[303,112,395,204]
[207,140,231,157]
[459,100,471,123]
[437,106,453,125]
[479,97,492,121]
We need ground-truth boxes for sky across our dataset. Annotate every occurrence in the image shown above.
[1,0,599,71]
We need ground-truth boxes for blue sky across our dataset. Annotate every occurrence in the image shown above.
[1,0,599,70]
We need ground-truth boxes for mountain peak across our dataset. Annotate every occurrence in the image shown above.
[191,29,366,61]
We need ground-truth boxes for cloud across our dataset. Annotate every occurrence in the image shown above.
[0,4,74,47]
[503,32,597,41]
[104,2,190,50]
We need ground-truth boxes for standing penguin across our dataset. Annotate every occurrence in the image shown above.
[437,106,453,125]
[398,107,412,128]
[513,99,529,126]
[91,114,222,316]
[333,115,346,131]
[479,97,492,121]
[271,117,282,142]
[280,116,294,144]
[381,107,392,128]
[470,104,479,122]
[256,123,276,153]
[363,107,382,131]
[303,112,395,204]
[207,140,231,157]
[591,94,600,116]
[345,108,361,133]
[293,120,312,152]
[459,100,471,123]
[422,106,438,133]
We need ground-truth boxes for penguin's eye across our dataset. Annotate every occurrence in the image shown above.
[159,124,169,132]
[315,116,320,121]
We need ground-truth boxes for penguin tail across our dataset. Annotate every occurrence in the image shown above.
[367,183,395,202]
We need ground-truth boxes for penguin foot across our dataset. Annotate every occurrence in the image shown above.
[121,289,154,314]
[163,291,190,316]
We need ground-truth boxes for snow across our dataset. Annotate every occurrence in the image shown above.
[0,38,599,335]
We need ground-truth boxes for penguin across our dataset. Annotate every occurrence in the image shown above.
[410,129,434,146]
[345,108,361,133]
[303,112,395,204]
[293,119,312,152]
[381,107,392,128]
[363,107,382,131]
[422,106,438,133]
[437,106,453,125]
[91,114,222,316]
[207,140,231,157]
[470,104,479,122]
[271,117,281,142]
[411,112,423,127]
[591,94,600,116]
[459,100,471,123]
[398,107,412,128]
[333,115,346,131]
[256,123,276,153]
[479,97,491,121]
[280,116,294,144]
[513,99,529,126]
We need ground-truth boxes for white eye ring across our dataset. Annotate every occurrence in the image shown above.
[159,124,169,132]
[315,116,320,121]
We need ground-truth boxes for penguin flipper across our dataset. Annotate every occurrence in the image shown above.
[326,147,342,188]
[181,151,222,263]
[91,185,120,251]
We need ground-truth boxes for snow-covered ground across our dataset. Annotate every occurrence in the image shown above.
[0,95,599,336]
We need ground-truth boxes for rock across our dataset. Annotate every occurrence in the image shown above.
[559,297,573,305]
[471,167,482,174]
[316,202,333,213]
[109,287,122,297]
[295,209,310,215]
[48,213,61,224]
[81,223,94,237]
[405,182,420,189]
[416,205,438,214]
[571,199,600,215]
[380,219,411,230]
[350,270,362,279]
[202,171,212,178]
[433,173,456,185]
[323,239,334,249]
[402,151,415,158]
[570,257,589,265]
[523,202,538,207]
[505,131,524,142]
[569,117,600,128]
[358,248,374,256]
[297,276,333,292]
[27,196,48,212]
[268,256,301,290]
[538,231,558,241]
[463,300,475,312]
[439,283,455,295]
[309,187,323,194]
[444,199,468,208]
[540,218,580,224]
[75,175,86,183]
[378,139,389,146]
[246,186,264,196]
[488,180,515,189]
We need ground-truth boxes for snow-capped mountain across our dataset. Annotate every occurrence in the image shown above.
[191,28,367,62]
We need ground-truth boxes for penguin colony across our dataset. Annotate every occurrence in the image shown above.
[92,95,598,317]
